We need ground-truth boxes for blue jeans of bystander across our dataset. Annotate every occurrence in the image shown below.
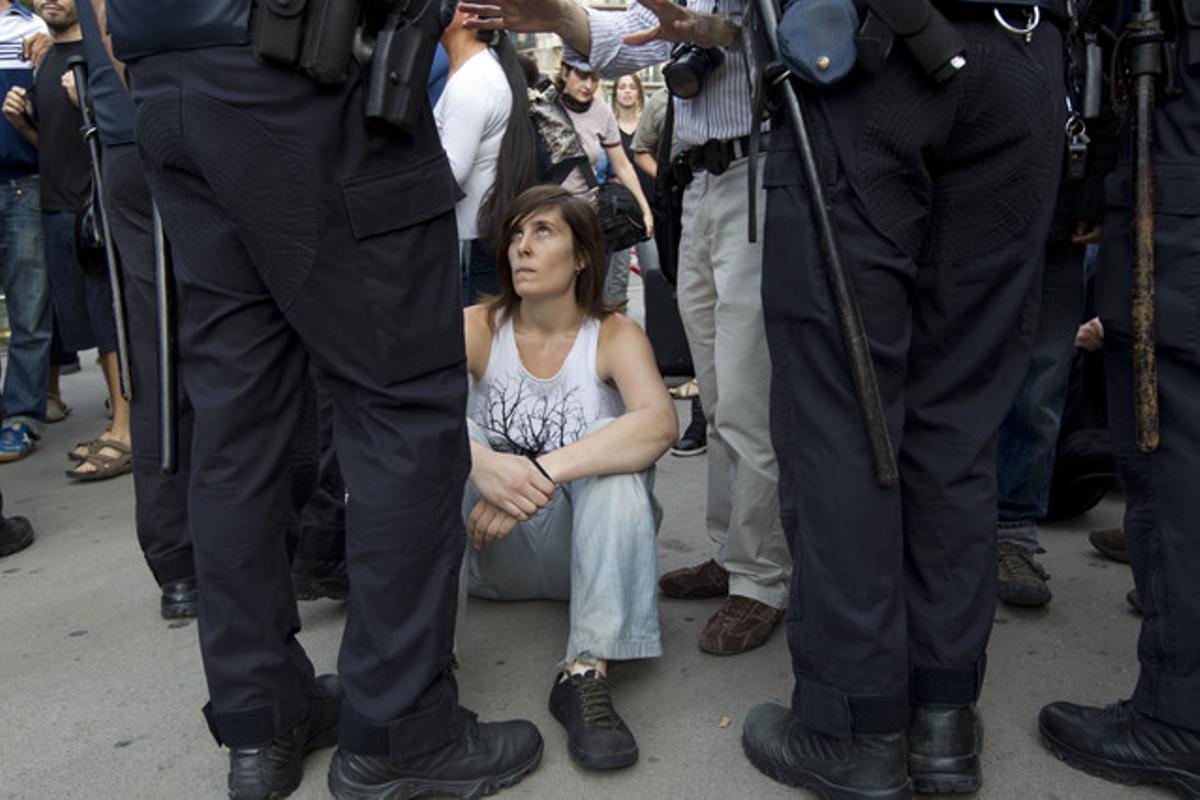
[996,241,1087,550]
[0,177,52,432]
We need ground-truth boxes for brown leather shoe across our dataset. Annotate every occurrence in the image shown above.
[1088,527,1129,563]
[699,595,784,655]
[658,559,729,599]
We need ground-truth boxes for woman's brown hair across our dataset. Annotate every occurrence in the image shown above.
[484,185,615,328]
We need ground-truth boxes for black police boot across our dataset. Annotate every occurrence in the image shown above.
[0,515,34,557]
[742,703,912,799]
[549,670,638,769]
[228,674,342,800]
[291,557,349,601]
[160,577,198,619]
[327,707,542,799]
[1039,699,1200,797]
[908,704,982,794]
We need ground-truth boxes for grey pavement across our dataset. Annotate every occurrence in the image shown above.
[0,355,1169,799]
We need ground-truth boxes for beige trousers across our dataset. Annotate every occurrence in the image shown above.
[677,155,791,609]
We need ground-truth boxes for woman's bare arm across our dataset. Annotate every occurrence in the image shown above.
[537,314,676,483]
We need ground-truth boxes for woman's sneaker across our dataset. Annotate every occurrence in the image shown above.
[549,671,638,770]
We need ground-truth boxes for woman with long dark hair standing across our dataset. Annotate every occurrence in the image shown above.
[436,8,539,305]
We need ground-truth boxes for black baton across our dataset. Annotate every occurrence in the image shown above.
[66,56,132,402]
[746,0,898,488]
[152,203,178,475]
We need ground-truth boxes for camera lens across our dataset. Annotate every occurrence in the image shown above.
[664,44,724,99]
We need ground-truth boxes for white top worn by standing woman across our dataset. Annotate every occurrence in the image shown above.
[434,14,511,241]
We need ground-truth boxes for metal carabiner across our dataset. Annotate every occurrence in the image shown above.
[993,6,1041,42]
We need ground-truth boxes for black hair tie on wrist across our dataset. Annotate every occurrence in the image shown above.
[527,455,555,485]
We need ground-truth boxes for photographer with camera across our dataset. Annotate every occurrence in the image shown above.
[104,1,544,797]
[465,0,790,657]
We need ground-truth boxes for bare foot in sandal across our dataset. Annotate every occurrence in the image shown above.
[68,350,133,481]
[68,431,109,462]
[66,436,132,481]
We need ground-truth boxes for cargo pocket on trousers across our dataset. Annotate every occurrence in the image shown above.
[1097,163,1200,354]
[761,126,836,325]
[339,151,463,384]
[341,151,460,240]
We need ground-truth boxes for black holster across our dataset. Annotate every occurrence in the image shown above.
[363,0,454,135]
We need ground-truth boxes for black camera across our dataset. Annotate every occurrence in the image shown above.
[663,43,724,99]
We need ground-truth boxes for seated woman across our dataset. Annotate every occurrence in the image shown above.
[461,185,677,771]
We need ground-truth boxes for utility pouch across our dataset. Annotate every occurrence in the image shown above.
[776,0,859,88]
[253,0,309,66]
[301,0,360,82]
[1182,0,1200,68]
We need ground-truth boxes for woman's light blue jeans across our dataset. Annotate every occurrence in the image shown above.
[459,418,663,666]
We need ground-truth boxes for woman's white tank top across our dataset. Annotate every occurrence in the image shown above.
[469,315,625,457]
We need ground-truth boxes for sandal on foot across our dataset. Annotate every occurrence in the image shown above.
[67,437,103,462]
[66,440,132,481]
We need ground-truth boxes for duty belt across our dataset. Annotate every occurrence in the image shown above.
[682,134,768,176]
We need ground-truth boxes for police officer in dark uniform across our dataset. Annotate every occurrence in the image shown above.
[741,1,1069,797]
[1039,2,1200,793]
[77,0,348,619]
[103,2,543,797]
[72,0,199,619]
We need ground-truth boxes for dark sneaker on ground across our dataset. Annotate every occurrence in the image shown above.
[670,416,707,457]
[0,515,34,557]
[0,421,37,463]
[228,673,342,800]
[292,558,349,601]
[742,703,912,800]
[328,707,542,799]
[997,542,1051,607]
[160,577,198,619]
[908,704,982,794]
[1039,700,1200,798]
[658,558,728,599]
[549,670,638,770]
[699,595,784,655]
[1089,527,1130,563]
[1127,588,1143,615]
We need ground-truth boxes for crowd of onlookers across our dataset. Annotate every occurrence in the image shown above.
[0,0,1136,619]
[2,0,129,485]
